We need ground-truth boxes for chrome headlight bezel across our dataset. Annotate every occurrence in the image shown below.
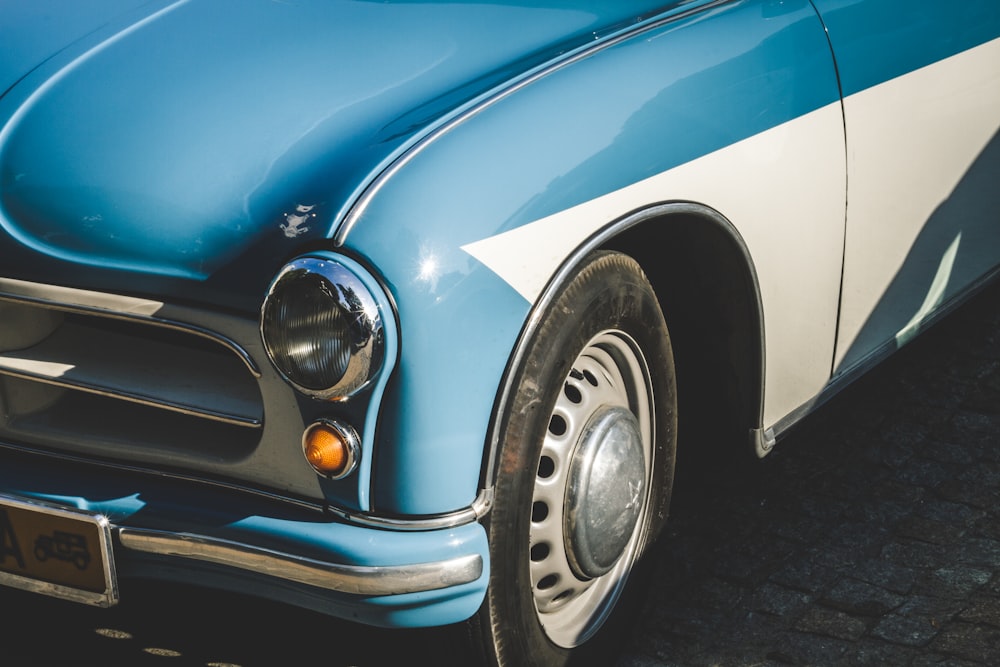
[261,255,385,401]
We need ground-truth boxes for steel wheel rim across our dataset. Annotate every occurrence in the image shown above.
[529,330,655,648]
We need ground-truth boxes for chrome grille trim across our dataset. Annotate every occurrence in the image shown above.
[0,315,262,428]
[0,368,260,427]
[0,280,267,473]
[0,279,259,377]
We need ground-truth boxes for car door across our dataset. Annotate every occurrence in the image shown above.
[809,0,1000,374]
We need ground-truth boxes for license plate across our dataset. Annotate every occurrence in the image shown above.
[0,495,117,607]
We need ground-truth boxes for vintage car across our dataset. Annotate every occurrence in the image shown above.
[1,0,998,664]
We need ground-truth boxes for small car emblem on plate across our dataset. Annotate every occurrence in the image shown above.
[0,494,118,607]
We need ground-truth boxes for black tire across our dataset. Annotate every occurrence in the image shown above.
[473,250,677,666]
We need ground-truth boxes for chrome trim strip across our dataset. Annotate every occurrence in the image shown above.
[751,426,776,458]
[323,504,481,531]
[765,263,1000,446]
[0,493,119,607]
[0,442,491,530]
[0,280,260,377]
[118,527,483,596]
[0,440,326,511]
[479,202,767,491]
[261,256,385,400]
[0,367,262,428]
[334,0,736,244]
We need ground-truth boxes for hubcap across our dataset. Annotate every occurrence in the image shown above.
[564,405,646,579]
[529,331,654,648]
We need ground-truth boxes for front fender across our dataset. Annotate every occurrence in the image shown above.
[343,0,845,515]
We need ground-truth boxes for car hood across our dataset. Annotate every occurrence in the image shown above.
[0,0,672,309]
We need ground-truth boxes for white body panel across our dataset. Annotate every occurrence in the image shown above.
[464,103,847,429]
[835,37,1000,373]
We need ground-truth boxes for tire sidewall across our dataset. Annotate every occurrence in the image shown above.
[481,251,676,667]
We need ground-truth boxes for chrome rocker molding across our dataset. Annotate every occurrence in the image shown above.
[118,527,483,596]
[761,261,1000,449]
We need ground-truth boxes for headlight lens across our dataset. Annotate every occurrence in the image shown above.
[261,256,384,400]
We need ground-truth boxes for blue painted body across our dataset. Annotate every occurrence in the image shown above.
[352,0,844,514]
[810,0,1000,97]
[2,0,999,629]
[0,451,488,627]
[1,0,673,307]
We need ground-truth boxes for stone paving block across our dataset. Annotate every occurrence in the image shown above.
[618,633,686,667]
[766,631,852,665]
[955,537,1000,568]
[930,622,1000,663]
[751,582,813,617]
[899,376,971,411]
[897,594,966,617]
[895,458,964,489]
[709,534,799,585]
[785,494,852,523]
[957,598,1000,628]
[921,438,978,465]
[979,509,1000,533]
[871,613,940,646]
[769,556,840,596]
[879,419,932,451]
[915,498,985,525]
[826,522,892,558]
[895,516,967,545]
[761,509,832,546]
[860,501,918,526]
[949,411,1000,442]
[961,387,1000,416]
[810,546,866,573]
[617,286,1000,667]
[822,578,906,617]
[882,539,949,569]
[935,478,997,509]
[910,654,988,667]
[810,468,888,502]
[870,478,927,504]
[616,653,671,667]
[916,566,992,599]
[870,446,919,472]
[848,640,919,667]
[691,576,746,609]
[849,560,918,595]
[793,607,868,641]
[651,605,730,641]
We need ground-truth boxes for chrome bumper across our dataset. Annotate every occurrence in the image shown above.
[118,526,484,596]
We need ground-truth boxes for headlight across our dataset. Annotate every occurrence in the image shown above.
[261,256,385,400]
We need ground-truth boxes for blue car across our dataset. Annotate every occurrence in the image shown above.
[1,0,998,664]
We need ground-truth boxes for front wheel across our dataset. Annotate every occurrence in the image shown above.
[474,251,677,666]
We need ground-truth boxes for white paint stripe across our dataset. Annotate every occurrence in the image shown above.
[461,103,844,305]
[462,36,1000,429]
[462,102,848,428]
[835,36,1000,369]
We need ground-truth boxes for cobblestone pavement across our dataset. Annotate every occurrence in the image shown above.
[618,281,1000,666]
[4,284,999,666]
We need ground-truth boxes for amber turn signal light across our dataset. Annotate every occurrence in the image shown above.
[302,420,360,479]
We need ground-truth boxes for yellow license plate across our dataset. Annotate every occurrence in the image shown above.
[0,495,117,607]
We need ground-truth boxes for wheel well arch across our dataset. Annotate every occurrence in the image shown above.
[479,202,766,502]
[601,203,765,466]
